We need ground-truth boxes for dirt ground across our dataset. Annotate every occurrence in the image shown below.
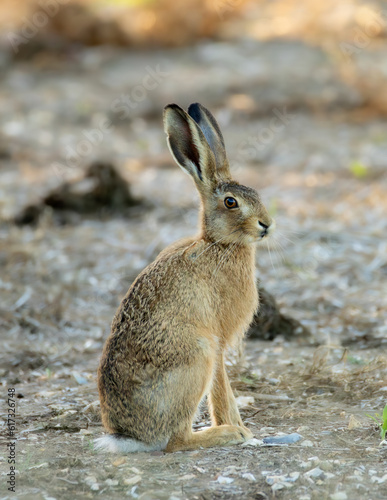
[1,1,387,499]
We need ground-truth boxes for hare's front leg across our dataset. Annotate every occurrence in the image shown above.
[209,352,252,436]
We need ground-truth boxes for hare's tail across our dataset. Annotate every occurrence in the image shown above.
[94,434,168,453]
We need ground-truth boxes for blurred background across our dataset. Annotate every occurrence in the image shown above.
[1,2,387,497]
[1,0,387,366]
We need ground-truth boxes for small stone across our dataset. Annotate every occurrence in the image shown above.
[124,475,142,486]
[113,457,127,467]
[301,440,314,447]
[79,429,93,435]
[320,461,334,472]
[242,438,263,447]
[85,476,99,490]
[105,479,119,486]
[72,371,88,385]
[348,415,362,430]
[330,493,347,500]
[371,474,387,484]
[266,474,296,488]
[241,473,256,482]
[216,476,234,484]
[305,467,325,480]
[263,433,302,445]
[235,396,254,407]
[224,466,238,474]
[289,472,300,481]
[260,427,275,433]
[178,474,196,481]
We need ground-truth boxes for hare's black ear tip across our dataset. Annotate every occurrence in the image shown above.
[187,102,202,119]
[164,103,177,110]
[163,103,186,119]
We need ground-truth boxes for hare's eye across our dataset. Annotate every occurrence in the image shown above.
[224,197,238,209]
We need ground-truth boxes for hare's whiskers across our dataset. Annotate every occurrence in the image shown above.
[269,239,285,263]
[275,229,301,244]
[266,239,276,272]
[270,237,286,262]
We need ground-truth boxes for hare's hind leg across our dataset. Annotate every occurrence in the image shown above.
[165,422,252,452]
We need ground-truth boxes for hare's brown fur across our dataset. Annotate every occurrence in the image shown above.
[97,103,273,452]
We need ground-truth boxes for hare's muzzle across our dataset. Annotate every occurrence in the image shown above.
[258,219,274,239]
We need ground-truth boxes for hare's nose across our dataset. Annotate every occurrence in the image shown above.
[258,220,269,238]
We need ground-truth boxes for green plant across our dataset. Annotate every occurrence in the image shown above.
[349,160,368,178]
[366,404,387,440]
[85,436,96,453]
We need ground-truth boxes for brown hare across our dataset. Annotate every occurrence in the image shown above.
[96,103,274,453]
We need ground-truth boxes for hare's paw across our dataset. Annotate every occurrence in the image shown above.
[220,424,253,444]
[238,425,254,441]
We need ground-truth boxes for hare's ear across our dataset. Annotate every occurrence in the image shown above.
[163,104,216,190]
[188,102,231,180]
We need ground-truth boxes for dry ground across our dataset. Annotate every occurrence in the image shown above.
[1,5,387,499]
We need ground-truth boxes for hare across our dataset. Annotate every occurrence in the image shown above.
[96,103,273,453]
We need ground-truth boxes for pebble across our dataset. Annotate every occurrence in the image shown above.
[301,440,314,447]
[288,472,300,481]
[330,493,347,500]
[178,474,196,481]
[304,467,325,480]
[259,427,275,433]
[242,438,264,447]
[266,472,300,488]
[370,474,387,484]
[105,479,119,486]
[319,461,334,472]
[241,473,256,482]
[235,396,254,407]
[348,415,362,430]
[216,476,234,484]
[263,433,302,445]
[85,476,99,491]
[124,475,142,486]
